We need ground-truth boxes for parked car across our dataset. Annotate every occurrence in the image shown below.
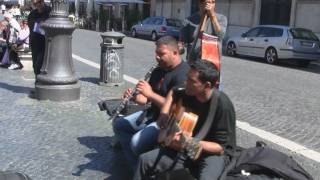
[226,25,320,66]
[131,16,182,41]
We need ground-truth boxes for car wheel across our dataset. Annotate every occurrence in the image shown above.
[226,42,237,56]
[296,60,311,67]
[151,31,157,41]
[132,29,137,37]
[265,47,278,64]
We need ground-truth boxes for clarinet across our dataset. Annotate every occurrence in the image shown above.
[108,64,158,120]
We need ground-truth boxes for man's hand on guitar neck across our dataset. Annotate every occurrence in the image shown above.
[168,131,185,151]
[167,131,203,160]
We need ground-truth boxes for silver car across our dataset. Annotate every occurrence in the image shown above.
[131,16,182,41]
[226,25,320,66]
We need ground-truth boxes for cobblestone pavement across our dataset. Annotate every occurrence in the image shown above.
[0,29,319,179]
[0,62,134,179]
[223,57,320,152]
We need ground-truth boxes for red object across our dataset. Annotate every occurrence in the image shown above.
[160,26,167,32]
[201,33,220,87]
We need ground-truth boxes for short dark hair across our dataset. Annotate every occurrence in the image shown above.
[190,59,219,88]
[155,36,179,51]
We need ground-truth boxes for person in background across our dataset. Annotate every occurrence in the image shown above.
[179,0,227,90]
[27,0,51,89]
[15,5,21,19]
[1,4,6,14]
[179,0,227,61]
[7,19,30,70]
[14,20,30,51]
[3,13,23,70]
[0,20,9,67]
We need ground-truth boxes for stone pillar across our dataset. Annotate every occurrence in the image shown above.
[36,0,80,101]
[290,0,297,27]
[253,0,261,26]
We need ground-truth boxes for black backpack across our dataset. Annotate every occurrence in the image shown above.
[154,142,313,180]
[220,143,314,180]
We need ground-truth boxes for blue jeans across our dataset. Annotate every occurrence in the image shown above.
[113,111,160,170]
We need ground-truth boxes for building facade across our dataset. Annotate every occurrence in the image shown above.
[151,0,320,37]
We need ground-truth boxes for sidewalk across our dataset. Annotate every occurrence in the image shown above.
[0,64,133,180]
[0,48,319,179]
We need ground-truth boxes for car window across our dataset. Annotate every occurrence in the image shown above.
[289,28,319,41]
[246,28,260,37]
[258,27,283,37]
[154,18,163,25]
[142,18,151,25]
[147,18,157,25]
[166,19,182,27]
[272,28,283,37]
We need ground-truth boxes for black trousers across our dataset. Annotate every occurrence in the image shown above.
[9,48,22,66]
[31,45,45,76]
[134,147,226,180]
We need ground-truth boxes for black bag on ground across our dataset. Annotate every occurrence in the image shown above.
[98,98,150,116]
[0,171,32,180]
[220,144,314,180]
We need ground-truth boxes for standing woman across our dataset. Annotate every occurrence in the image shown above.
[0,20,9,67]
[27,0,51,85]
[179,0,228,61]
[3,13,23,70]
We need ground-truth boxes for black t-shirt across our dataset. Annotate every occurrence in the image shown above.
[27,5,51,49]
[174,89,236,151]
[148,61,190,119]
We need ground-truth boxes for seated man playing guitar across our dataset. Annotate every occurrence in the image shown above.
[134,60,236,180]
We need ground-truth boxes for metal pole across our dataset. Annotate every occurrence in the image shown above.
[36,0,80,101]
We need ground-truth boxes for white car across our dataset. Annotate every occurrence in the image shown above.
[226,25,320,66]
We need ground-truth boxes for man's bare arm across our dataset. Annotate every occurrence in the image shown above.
[136,80,166,107]
[157,90,174,128]
[199,140,224,155]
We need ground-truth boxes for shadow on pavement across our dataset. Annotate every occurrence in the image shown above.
[73,136,133,180]
[79,77,100,85]
[0,81,33,94]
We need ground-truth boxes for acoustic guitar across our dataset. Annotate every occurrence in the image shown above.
[158,98,203,160]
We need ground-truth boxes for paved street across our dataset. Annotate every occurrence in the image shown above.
[0,29,319,179]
